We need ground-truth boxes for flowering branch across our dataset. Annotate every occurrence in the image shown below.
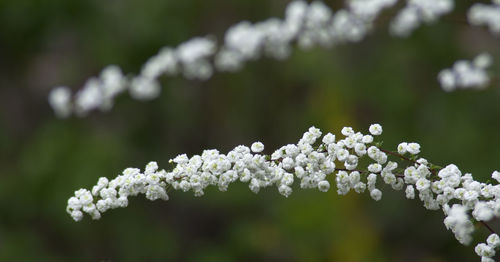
[49,0,500,261]
[50,0,490,118]
[438,53,495,92]
[67,123,500,261]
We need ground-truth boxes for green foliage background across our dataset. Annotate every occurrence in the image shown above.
[0,0,499,261]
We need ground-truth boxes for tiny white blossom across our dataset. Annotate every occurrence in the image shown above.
[416,178,430,191]
[318,180,330,192]
[397,142,408,154]
[487,234,500,248]
[492,171,500,183]
[362,135,374,144]
[341,127,354,136]
[407,142,420,155]
[405,185,415,199]
[368,163,382,173]
[322,133,336,144]
[370,188,382,201]
[369,123,383,135]
[48,87,72,118]
[251,142,265,153]
[475,243,496,258]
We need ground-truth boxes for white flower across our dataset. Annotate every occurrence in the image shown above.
[354,182,366,193]
[405,185,415,199]
[368,163,382,173]
[141,48,178,78]
[322,133,336,144]
[74,79,103,114]
[285,144,299,156]
[406,142,420,155]
[279,184,293,197]
[474,53,493,69]
[336,149,349,162]
[117,196,129,207]
[145,161,159,175]
[225,22,264,60]
[374,152,388,164]
[369,123,383,135]
[354,143,367,156]
[392,178,404,191]
[370,188,382,201]
[463,190,479,201]
[77,189,93,206]
[416,178,430,191]
[367,173,377,187]
[295,166,305,178]
[349,171,360,185]
[367,146,379,159]
[70,210,84,221]
[444,204,473,245]
[67,197,82,214]
[282,157,294,170]
[475,243,495,258]
[397,142,408,154]
[438,69,456,92]
[318,180,331,192]
[176,37,216,64]
[362,135,374,144]
[341,127,354,136]
[129,76,161,100]
[249,179,260,194]
[473,202,494,221]
[487,234,500,248]
[492,171,500,183]
[48,87,72,118]
[251,142,265,153]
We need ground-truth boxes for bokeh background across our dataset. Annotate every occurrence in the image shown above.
[1,0,500,261]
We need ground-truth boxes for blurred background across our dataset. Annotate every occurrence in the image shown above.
[1,0,500,261]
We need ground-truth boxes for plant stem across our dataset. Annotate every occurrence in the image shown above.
[480,221,496,234]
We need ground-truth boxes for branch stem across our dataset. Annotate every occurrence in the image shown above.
[480,221,496,234]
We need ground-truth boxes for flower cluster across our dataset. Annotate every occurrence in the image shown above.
[216,0,400,71]
[66,124,381,221]
[438,53,493,92]
[54,0,484,118]
[48,0,500,118]
[49,65,127,117]
[390,0,454,37]
[66,123,500,261]
[49,37,216,117]
[468,0,500,36]
[476,233,500,262]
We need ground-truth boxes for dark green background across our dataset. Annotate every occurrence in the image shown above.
[1,0,499,261]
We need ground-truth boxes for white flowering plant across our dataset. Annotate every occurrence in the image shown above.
[46,0,500,261]
[48,0,499,118]
[66,123,500,261]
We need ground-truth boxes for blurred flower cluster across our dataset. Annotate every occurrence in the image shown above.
[438,53,493,92]
[50,0,476,118]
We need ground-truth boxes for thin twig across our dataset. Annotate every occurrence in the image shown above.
[480,221,497,234]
